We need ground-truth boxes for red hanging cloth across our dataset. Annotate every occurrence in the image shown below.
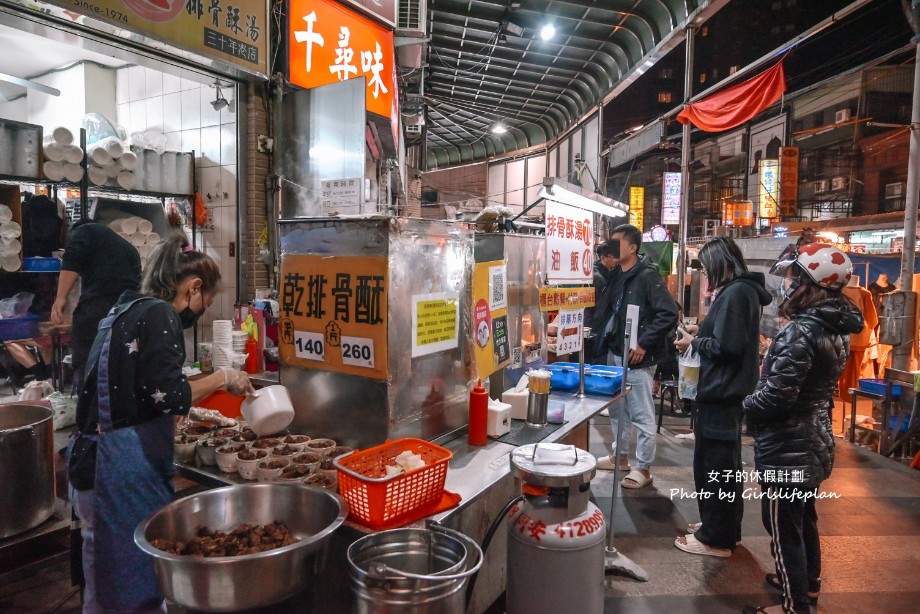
[676,61,786,132]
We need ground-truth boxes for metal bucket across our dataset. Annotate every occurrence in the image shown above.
[0,403,55,538]
[348,524,482,614]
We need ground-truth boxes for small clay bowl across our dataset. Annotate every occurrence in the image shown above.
[257,457,291,482]
[305,438,337,457]
[292,452,323,472]
[236,449,269,480]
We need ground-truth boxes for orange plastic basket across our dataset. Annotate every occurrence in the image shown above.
[333,438,453,530]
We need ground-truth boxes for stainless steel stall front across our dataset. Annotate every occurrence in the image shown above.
[278,217,474,448]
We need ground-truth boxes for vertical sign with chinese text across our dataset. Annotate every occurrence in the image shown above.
[472,260,510,378]
[629,186,645,230]
[661,172,681,225]
[759,159,779,219]
[554,309,585,355]
[779,147,799,217]
[288,0,395,121]
[544,200,594,284]
[278,255,388,379]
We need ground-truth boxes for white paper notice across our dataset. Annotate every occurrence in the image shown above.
[625,304,640,350]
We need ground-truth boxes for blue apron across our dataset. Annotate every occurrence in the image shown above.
[82,297,175,610]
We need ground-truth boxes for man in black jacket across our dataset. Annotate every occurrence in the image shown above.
[590,224,678,487]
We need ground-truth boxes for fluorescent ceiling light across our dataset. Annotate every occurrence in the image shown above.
[540,24,555,40]
[538,183,627,218]
[491,124,508,134]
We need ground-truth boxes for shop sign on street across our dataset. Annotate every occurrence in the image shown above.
[779,146,799,216]
[411,292,460,357]
[538,287,595,312]
[472,260,510,378]
[288,0,395,121]
[759,159,779,218]
[544,200,593,284]
[40,0,268,76]
[661,172,681,225]
[278,255,388,379]
[629,186,644,230]
[321,177,362,211]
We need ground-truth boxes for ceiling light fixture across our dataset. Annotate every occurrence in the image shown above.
[210,81,230,111]
[540,24,555,41]
[491,124,508,134]
[538,179,627,218]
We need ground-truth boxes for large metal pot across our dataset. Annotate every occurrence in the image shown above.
[135,483,347,612]
[0,402,55,539]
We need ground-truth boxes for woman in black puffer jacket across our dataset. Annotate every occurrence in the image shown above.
[742,243,863,614]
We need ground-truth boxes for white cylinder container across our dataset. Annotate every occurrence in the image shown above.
[160,151,177,191]
[116,171,136,191]
[42,143,65,162]
[88,165,108,186]
[143,150,161,193]
[43,160,65,181]
[136,218,153,235]
[120,150,138,171]
[102,162,121,179]
[51,126,74,145]
[130,146,145,190]
[100,136,124,159]
[120,217,138,235]
[63,163,84,183]
[87,145,112,166]
[176,153,194,195]
[62,145,84,164]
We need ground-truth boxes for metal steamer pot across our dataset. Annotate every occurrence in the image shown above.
[0,402,55,538]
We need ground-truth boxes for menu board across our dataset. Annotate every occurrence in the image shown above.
[278,255,388,379]
[472,260,510,378]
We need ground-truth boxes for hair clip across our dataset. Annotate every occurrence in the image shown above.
[182,245,194,253]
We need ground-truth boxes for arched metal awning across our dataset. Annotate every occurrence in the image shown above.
[422,0,729,168]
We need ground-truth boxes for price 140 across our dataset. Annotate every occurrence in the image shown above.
[340,335,375,369]
[294,331,325,362]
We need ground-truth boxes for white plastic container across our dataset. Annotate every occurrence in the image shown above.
[240,385,295,436]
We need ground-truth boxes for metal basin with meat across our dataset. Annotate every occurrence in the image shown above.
[135,483,347,612]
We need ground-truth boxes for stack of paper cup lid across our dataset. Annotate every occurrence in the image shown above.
[212,320,233,369]
[0,209,20,270]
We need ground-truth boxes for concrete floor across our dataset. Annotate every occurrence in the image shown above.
[2,394,919,613]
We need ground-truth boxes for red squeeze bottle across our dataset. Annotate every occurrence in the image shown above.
[468,379,488,446]
[244,337,259,374]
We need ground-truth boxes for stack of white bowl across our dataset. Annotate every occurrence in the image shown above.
[87,136,136,190]
[108,216,161,269]
[0,206,21,271]
[212,321,234,369]
[42,127,84,183]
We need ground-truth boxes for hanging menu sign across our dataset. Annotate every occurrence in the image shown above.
[629,186,645,230]
[780,146,799,216]
[279,255,388,379]
[544,201,593,284]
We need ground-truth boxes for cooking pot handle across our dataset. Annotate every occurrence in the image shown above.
[0,424,36,439]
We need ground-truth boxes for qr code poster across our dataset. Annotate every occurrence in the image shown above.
[488,264,507,311]
[472,260,510,378]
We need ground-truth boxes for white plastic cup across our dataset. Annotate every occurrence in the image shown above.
[51,126,74,145]
[87,145,112,166]
[145,231,160,245]
[0,205,12,224]
[62,145,84,164]
[102,162,121,179]
[63,163,84,183]
[88,165,108,186]
[130,232,145,246]
[137,218,153,234]
[0,221,21,239]
[42,142,65,162]
[43,160,65,181]
[116,171,136,191]
[101,137,124,159]
[120,217,138,235]
[0,254,21,271]
[119,150,138,171]
[0,238,21,256]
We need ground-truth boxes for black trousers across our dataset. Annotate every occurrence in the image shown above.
[761,486,821,614]
[693,435,743,549]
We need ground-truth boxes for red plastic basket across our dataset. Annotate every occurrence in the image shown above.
[333,438,453,530]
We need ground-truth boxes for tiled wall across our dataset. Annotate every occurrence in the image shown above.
[115,65,238,341]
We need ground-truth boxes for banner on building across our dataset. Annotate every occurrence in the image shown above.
[661,172,681,225]
[278,255,388,379]
[629,186,645,230]
[41,0,268,76]
[544,201,594,284]
[780,146,799,216]
[288,0,395,121]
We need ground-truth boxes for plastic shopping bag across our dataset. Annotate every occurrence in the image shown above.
[677,347,700,400]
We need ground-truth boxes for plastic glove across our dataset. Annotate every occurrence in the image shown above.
[221,368,255,397]
[188,407,235,426]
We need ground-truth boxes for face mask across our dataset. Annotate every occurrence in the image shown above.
[782,276,802,301]
[179,291,204,329]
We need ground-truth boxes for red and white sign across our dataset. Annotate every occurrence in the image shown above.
[288,0,395,120]
[545,201,593,284]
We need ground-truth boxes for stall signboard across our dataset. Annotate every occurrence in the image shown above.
[288,0,395,121]
[279,255,388,380]
[538,287,595,312]
[544,201,593,284]
[723,200,754,227]
[40,0,268,76]
[472,260,510,378]
[629,186,644,230]
[411,292,460,358]
[759,159,779,218]
[661,172,681,225]
[779,146,799,216]
[555,309,585,355]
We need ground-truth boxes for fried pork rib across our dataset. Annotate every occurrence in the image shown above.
[151,521,299,557]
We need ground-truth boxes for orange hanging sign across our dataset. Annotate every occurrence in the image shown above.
[288,0,395,120]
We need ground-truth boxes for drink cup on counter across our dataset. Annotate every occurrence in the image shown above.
[197,342,213,372]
